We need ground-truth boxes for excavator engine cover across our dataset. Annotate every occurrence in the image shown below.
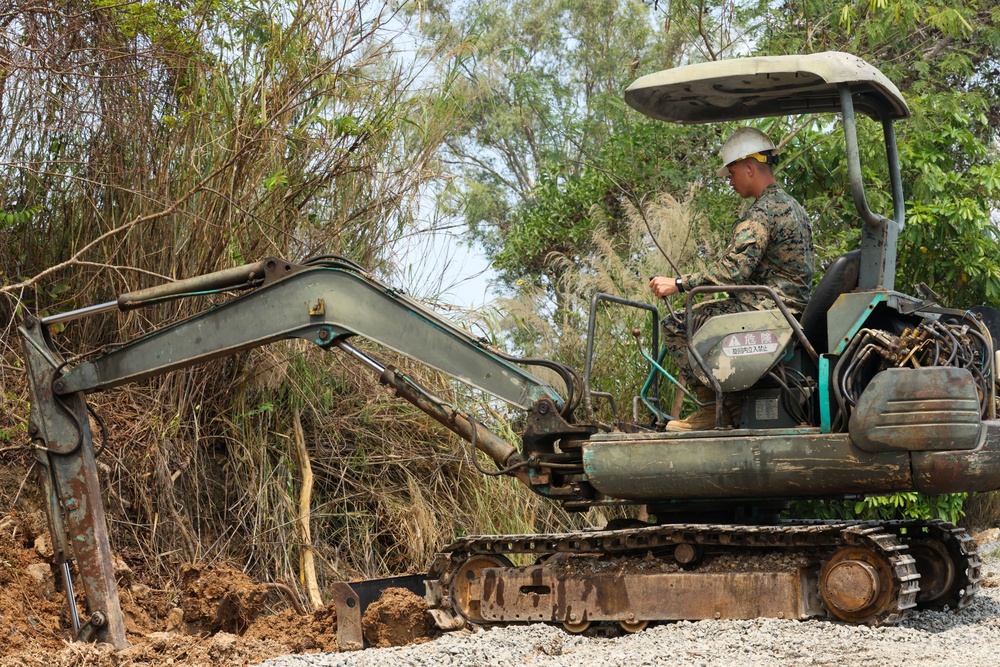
[849,367,984,453]
[690,309,794,391]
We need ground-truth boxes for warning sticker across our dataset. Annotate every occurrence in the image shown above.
[722,331,780,357]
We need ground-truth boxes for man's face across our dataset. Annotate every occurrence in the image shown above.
[725,159,753,198]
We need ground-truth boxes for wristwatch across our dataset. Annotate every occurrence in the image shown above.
[675,276,684,293]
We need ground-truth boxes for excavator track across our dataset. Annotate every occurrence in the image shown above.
[425,520,977,633]
[885,519,981,611]
[786,519,981,612]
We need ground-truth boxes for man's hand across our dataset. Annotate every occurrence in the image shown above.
[649,276,679,298]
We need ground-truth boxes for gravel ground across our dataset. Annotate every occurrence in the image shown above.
[255,539,1000,667]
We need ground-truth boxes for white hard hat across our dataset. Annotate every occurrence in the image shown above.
[717,127,777,178]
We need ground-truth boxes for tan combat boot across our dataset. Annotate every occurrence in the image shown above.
[666,386,739,432]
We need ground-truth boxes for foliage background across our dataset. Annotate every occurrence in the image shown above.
[1,0,999,608]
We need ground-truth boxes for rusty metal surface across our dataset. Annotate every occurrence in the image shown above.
[849,367,983,452]
[581,431,912,501]
[451,555,514,623]
[823,557,882,612]
[117,260,268,310]
[474,567,818,623]
[19,319,129,650]
[912,421,1000,494]
[328,582,362,650]
[428,520,954,629]
[378,367,524,475]
[819,546,899,623]
[817,528,919,625]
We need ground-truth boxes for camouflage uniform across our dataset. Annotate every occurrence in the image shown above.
[663,182,814,384]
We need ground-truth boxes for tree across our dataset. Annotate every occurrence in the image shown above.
[410,0,698,292]
[756,0,1000,305]
[443,0,1000,308]
[0,1,447,309]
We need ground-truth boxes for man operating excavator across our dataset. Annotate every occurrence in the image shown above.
[649,127,815,431]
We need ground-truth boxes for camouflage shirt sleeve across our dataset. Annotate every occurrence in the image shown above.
[684,209,769,289]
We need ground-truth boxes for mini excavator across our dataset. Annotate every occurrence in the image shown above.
[19,52,1000,649]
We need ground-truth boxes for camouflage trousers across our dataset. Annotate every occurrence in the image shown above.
[660,298,754,387]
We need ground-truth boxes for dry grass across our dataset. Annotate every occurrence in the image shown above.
[961,492,1000,532]
[0,3,747,612]
[0,1,586,607]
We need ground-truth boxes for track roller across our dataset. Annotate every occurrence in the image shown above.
[562,619,591,634]
[619,619,649,633]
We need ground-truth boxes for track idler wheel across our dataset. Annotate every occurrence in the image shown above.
[450,554,514,624]
[890,522,981,611]
[819,546,901,624]
[907,538,957,607]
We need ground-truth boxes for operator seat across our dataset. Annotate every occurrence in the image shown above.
[798,250,860,354]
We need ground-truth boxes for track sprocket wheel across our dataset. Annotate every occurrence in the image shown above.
[819,528,918,625]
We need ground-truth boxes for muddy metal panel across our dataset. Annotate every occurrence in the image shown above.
[849,367,983,453]
[474,566,820,622]
[912,421,1000,494]
[690,309,793,392]
[582,431,912,501]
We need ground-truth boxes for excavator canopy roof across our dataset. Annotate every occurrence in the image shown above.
[625,51,909,124]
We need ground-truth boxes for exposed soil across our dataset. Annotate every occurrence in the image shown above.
[0,508,436,667]
[361,587,436,649]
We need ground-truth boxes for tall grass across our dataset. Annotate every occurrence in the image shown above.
[961,492,1000,532]
[1,1,588,602]
[165,340,587,585]
[485,188,719,424]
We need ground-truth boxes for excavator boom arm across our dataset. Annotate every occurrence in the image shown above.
[55,258,565,411]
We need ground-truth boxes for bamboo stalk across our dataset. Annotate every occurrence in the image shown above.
[293,410,323,611]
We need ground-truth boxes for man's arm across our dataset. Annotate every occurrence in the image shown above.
[648,209,771,299]
[685,214,769,289]
[649,276,680,298]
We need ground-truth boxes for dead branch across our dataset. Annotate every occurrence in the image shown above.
[292,409,323,611]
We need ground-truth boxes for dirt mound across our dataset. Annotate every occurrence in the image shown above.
[244,605,339,652]
[361,587,437,648]
[0,631,294,667]
[0,520,436,667]
[179,563,269,635]
[0,466,434,664]
[0,511,74,657]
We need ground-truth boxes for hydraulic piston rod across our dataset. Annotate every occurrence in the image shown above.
[337,341,529,483]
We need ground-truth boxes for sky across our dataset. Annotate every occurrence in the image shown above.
[389,224,499,311]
